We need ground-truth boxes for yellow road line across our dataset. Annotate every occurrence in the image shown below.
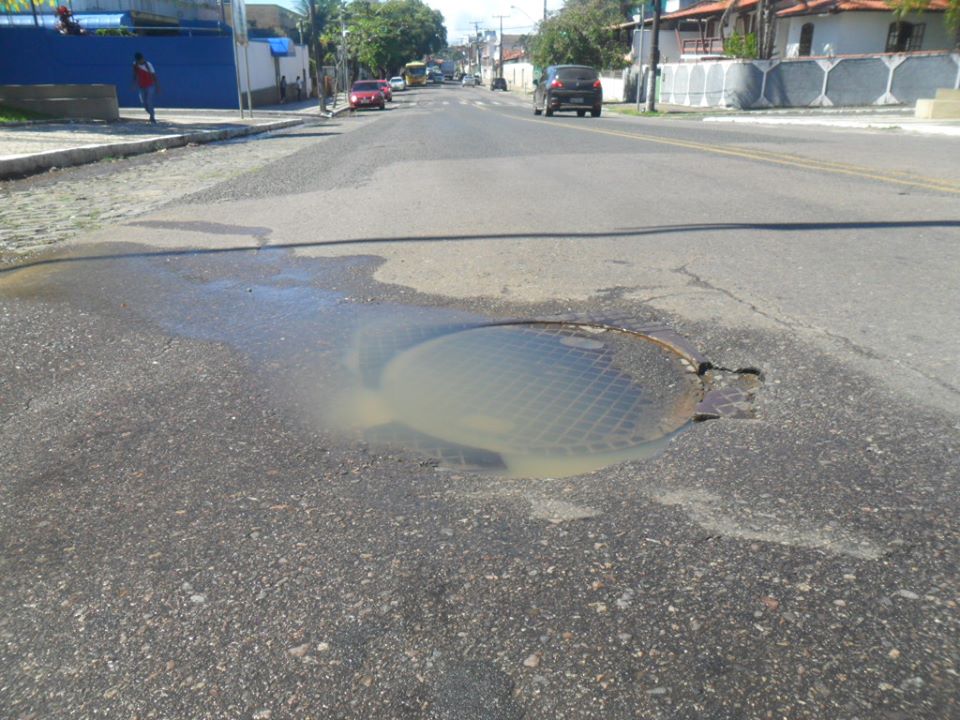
[481,104,960,195]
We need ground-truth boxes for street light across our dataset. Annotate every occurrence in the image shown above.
[509,4,535,27]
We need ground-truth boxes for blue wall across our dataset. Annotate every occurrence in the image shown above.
[0,27,239,109]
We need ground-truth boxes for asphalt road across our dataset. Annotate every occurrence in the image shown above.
[1,82,959,719]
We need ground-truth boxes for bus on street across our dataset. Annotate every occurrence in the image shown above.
[403,61,427,87]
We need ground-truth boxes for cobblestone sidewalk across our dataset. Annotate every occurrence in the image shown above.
[0,125,320,255]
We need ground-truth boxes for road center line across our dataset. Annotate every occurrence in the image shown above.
[482,106,960,195]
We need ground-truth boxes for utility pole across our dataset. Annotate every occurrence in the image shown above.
[493,14,508,81]
[645,0,661,113]
[470,21,483,76]
[635,5,645,112]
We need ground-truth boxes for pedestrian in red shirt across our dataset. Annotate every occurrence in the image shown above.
[132,52,159,124]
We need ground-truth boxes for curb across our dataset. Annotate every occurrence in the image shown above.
[0,116,306,181]
[702,114,960,137]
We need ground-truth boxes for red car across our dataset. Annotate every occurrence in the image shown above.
[376,79,393,102]
[350,80,385,111]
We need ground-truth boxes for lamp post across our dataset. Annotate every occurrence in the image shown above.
[510,4,535,28]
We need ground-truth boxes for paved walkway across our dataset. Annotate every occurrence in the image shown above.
[0,97,349,180]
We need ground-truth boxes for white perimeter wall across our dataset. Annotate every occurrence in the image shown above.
[236,41,311,96]
[503,62,536,92]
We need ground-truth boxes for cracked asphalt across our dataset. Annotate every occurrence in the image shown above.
[1,85,959,719]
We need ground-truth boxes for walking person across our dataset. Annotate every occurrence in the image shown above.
[132,52,158,124]
[279,75,287,104]
[295,75,302,102]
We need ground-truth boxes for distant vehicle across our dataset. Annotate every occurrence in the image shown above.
[440,59,456,79]
[430,70,444,84]
[533,65,602,117]
[389,76,406,91]
[349,80,385,111]
[376,79,393,102]
[404,61,428,87]
[461,75,477,87]
[490,77,507,91]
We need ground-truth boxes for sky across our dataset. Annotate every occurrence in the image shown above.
[271,1,563,45]
[427,1,560,44]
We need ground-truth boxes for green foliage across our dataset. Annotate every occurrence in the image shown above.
[887,0,959,49]
[0,104,51,123]
[943,0,960,44]
[332,0,445,77]
[94,28,135,36]
[0,0,55,13]
[530,0,630,70]
[885,0,930,21]
[724,33,758,58]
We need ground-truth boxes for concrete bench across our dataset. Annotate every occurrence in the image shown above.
[0,84,119,121]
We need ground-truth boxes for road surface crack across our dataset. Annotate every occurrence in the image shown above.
[671,265,959,398]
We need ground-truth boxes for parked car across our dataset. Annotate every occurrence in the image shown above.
[533,65,602,117]
[490,77,507,91]
[389,76,406,91]
[376,79,393,102]
[349,80,385,111]
[461,74,477,87]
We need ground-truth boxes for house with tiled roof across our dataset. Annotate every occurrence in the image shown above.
[776,0,954,57]
[641,0,956,60]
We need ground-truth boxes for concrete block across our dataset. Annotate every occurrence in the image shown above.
[934,87,960,102]
[0,83,119,120]
[915,98,960,119]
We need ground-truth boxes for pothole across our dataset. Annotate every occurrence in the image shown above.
[0,247,760,478]
[335,319,758,478]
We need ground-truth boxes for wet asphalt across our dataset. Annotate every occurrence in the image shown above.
[1,84,959,719]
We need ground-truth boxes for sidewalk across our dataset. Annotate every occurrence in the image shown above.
[0,96,351,181]
[605,102,960,137]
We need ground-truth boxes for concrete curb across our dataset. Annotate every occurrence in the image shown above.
[0,116,306,181]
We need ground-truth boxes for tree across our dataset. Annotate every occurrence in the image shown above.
[886,0,960,50]
[719,0,776,60]
[947,0,960,48]
[2,0,55,17]
[530,0,630,69]
[338,0,445,78]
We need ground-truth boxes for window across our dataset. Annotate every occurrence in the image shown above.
[798,23,814,56]
[885,21,925,52]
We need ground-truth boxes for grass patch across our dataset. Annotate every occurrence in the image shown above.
[0,104,55,124]
[606,106,666,117]
[605,105,719,119]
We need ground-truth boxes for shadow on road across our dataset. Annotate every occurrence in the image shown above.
[3,219,959,274]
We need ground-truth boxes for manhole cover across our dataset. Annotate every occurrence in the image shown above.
[342,321,707,477]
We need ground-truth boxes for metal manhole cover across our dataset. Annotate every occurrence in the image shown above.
[342,321,708,477]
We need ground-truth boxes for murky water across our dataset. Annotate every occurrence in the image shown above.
[1,245,704,478]
[334,321,701,477]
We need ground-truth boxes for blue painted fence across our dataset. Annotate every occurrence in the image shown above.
[0,27,239,109]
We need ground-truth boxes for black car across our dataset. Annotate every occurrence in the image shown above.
[490,77,507,91]
[533,65,602,117]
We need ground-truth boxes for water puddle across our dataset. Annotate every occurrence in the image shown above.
[1,245,746,478]
[334,320,704,477]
